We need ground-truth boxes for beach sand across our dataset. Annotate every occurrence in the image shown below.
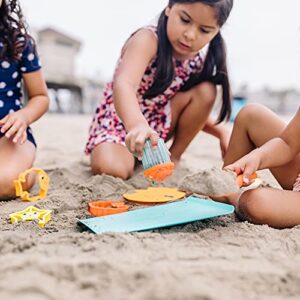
[0,113,300,300]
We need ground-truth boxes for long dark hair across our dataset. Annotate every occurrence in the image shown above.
[0,0,33,61]
[144,0,233,122]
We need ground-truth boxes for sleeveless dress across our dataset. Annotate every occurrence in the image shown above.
[85,26,208,154]
[0,39,41,146]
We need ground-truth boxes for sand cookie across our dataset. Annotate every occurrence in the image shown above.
[123,187,185,203]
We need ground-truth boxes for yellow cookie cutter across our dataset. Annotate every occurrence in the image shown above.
[14,168,49,202]
[9,206,52,228]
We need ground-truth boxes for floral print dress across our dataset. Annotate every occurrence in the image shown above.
[85,26,208,154]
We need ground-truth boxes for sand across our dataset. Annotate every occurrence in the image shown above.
[179,167,239,196]
[0,113,299,300]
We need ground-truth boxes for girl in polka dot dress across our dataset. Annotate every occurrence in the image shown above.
[86,0,233,179]
[0,0,49,199]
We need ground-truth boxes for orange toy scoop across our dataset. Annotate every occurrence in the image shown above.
[143,162,175,182]
[236,173,257,188]
[88,200,129,217]
[142,138,174,182]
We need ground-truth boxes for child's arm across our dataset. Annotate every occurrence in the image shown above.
[113,29,158,159]
[203,116,231,158]
[0,70,49,144]
[225,108,300,183]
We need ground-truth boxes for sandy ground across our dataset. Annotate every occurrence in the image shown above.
[0,113,300,300]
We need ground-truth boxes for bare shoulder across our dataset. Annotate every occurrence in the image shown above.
[129,28,158,47]
[122,28,158,60]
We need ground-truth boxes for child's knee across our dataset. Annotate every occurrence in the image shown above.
[194,82,217,106]
[92,161,133,180]
[0,173,17,199]
[238,189,269,224]
[235,103,266,125]
[0,168,36,200]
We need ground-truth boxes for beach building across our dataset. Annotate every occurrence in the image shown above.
[36,27,103,113]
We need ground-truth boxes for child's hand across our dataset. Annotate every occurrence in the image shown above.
[224,149,261,185]
[125,124,159,160]
[0,110,29,144]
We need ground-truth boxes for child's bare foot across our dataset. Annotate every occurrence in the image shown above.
[210,191,240,206]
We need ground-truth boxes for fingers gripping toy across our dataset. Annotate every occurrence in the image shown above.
[14,168,49,202]
[142,138,175,182]
[236,173,257,188]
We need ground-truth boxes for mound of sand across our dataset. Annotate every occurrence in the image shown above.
[179,166,239,196]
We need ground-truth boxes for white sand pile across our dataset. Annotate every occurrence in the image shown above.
[179,166,239,196]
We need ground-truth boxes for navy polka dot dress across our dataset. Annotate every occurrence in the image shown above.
[0,39,41,146]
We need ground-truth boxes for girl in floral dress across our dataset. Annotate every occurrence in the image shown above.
[86,0,233,179]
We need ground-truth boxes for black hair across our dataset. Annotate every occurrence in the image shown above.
[0,0,33,61]
[143,0,233,122]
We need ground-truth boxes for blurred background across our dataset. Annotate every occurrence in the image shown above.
[22,0,300,116]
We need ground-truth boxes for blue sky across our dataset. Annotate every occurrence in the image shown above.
[23,0,300,90]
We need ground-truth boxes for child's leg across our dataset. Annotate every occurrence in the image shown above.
[168,82,216,161]
[237,188,300,228]
[0,138,36,199]
[224,104,300,189]
[91,142,135,180]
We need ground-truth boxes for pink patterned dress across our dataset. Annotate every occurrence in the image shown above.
[85,26,208,154]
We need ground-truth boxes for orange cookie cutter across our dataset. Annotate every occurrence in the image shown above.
[14,168,49,202]
[88,200,129,217]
